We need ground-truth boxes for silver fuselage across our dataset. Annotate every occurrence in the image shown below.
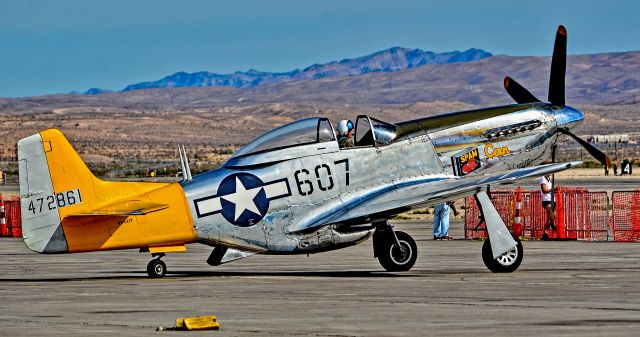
[182,103,582,254]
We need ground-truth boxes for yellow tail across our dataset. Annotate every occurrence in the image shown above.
[18,129,196,253]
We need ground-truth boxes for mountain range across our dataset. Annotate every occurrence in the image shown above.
[0,48,637,113]
[88,47,492,93]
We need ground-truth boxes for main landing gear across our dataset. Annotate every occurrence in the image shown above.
[147,253,167,278]
[373,221,417,271]
[475,190,524,273]
[482,233,523,273]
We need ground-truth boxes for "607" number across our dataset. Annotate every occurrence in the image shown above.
[293,159,349,196]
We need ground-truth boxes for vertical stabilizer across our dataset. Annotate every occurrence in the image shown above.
[18,131,78,253]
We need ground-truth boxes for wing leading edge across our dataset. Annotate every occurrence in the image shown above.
[288,161,581,233]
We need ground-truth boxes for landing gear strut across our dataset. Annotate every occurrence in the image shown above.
[475,190,524,273]
[147,253,167,278]
[373,221,417,272]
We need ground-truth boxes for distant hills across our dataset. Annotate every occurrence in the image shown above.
[1,48,637,109]
[55,50,639,107]
[84,88,113,95]
[93,47,492,93]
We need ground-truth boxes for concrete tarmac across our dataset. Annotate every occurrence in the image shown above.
[1,223,640,337]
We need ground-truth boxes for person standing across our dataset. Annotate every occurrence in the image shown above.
[433,203,451,240]
[540,174,556,236]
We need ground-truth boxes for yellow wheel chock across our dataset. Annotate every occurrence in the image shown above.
[157,315,220,331]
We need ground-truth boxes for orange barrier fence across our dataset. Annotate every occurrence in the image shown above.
[610,191,640,242]
[465,190,549,240]
[585,192,609,241]
[464,188,609,241]
[465,191,515,240]
[0,195,5,236]
[5,199,22,237]
[0,195,22,238]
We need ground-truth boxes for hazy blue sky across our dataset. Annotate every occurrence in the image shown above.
[1,0,638,97]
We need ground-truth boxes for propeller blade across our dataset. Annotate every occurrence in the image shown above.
[503,76,541,104]
[548,25,567,106]
[558,128,611,168]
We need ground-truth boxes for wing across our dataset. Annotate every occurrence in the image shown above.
[287,161,581,233]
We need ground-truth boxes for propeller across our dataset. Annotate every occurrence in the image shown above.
[548,25,567,106]
[504,77,540,104]
[502,25,611,169]
[557,128,611,168]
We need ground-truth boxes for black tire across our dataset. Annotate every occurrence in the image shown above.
[482,233,523,273]
[147,259,167,278]
[377,231,417,272]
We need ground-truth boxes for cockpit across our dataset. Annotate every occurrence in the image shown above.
[227,115,399,164]
[352,115,397,147]
[230,117,336,159]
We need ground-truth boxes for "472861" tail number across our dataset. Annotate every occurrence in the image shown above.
[27,188,83,215]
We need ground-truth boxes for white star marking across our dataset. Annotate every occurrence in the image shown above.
[221,177,263,221]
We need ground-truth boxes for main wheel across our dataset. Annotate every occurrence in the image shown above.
[482,233,523,273]
[377,231,417,272]
[147,259,167,278]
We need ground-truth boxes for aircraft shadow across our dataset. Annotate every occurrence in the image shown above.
[165,270,412,278]
[7,266,621,282]
[0,269,415,282]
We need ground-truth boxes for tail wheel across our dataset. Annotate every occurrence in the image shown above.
[147,258,167,278]
[377,231,417,272]
[482,233,523,273]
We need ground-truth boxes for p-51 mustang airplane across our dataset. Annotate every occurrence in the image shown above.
[18,26,609,277]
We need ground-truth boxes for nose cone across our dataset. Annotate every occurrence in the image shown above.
[554,105,584,130]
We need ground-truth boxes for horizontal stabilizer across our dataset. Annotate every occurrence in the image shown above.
[68,200,169,216]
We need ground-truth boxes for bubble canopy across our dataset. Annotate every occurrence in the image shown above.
[231,117,336,158]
